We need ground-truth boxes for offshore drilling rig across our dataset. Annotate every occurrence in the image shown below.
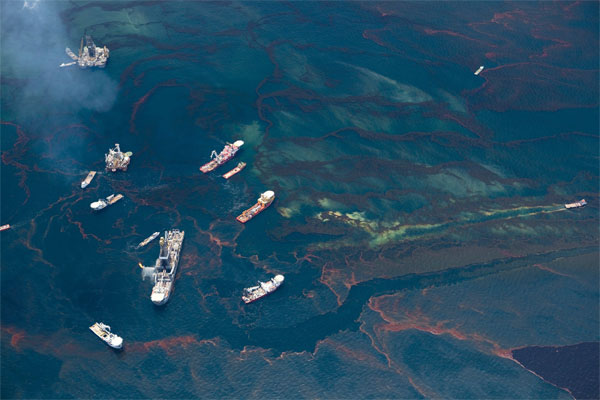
[60,34,109,68]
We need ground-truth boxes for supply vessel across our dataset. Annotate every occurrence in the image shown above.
[61,35,109,68]
[565,199,587,209]
[136,232,160,249]
[0,224,10,232]
[89,322,123,349]
[200,140,244,173]
[236,191,275,223]
[81,171,96,189]
[242,275,284,304]
[105,144,132,172]
[140,230,185,305]
[90,194,123,211]
[223,162,246,179]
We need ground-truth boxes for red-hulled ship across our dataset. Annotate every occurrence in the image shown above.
[223,162,246,179]
[200,140,244,173]
[236,191,274,223]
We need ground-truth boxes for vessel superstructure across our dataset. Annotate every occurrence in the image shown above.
[242,275,284,303]
[89,322,123,349]
[141,230,185,305]
[565,199,587,209]
[136,232,160,249]
[90,194,123,210]
[61,35,109,68]
[200,140,244,173]
[81,171,97,189]
[105,144,132,172]
[236,191,275,223]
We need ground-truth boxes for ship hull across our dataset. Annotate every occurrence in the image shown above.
[223,162,246,179]
[565,199,587,209]
[200,160,219,173]
[242,275,284,303]
[89,323,123,349]
[136,232,160,249]
[81,171,96,189]
[236,199,273,223]
[148,230,184,305]
[199,143,242,173]
[242,291,274,304]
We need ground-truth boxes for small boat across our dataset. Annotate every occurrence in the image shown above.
[200,140,244,173]
[242,275,284,304]
[81,171,97,189]
[565,199,587,209]
[474,66,484,75]
[89,322,123,349]
[223,162,246,179]
[136,231,160,249]
[236,191,275,223]
[0,224,10,232]
[90,194,123,211]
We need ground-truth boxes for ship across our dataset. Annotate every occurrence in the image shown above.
[81,171,97,189]
[242,275,284,304]
[200,140,244,173]
[0,224,10,232]
[61,35,109,68]
[140,230,185,305]
[105,144,132,172]
[474,66,484,75]
[565,199,587,209]
[90,194,123,211]
[236,191,275,223]
[223,162,246,179]
[89,322,123,349]
[136,232,160,249]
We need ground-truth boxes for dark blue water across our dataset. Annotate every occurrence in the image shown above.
[1,1,598,398]
[513,342,600,399]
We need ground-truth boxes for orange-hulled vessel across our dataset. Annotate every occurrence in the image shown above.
[223,162,246,179]
[236,191,275,223]
[200,140,244,173]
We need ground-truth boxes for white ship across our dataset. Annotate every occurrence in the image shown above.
[565,199,587,209]
[242,275,284,304]
[90,194,123,210]
[200,140,244,173]
[474,66,484,75]
[89,322,123,349]
[81,171,96,189]
[140,230,185,305]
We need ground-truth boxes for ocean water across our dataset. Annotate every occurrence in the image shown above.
[1,1,598,398]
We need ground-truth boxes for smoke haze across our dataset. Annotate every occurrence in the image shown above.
[1,0,118,120]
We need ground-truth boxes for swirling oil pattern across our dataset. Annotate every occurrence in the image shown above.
[1,1,598,398]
